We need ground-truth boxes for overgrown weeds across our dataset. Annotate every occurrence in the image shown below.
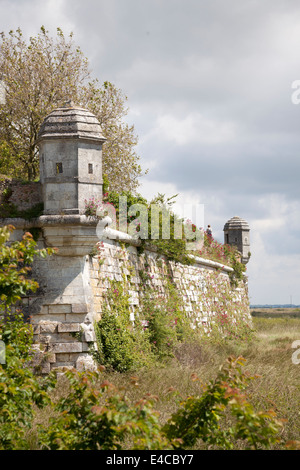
[1,313,300,450]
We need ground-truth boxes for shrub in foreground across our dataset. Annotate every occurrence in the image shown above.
[39,357,284,450]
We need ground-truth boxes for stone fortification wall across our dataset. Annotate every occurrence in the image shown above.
[0,177,42,212]
[90,238,250,332]
[2,219,250,373]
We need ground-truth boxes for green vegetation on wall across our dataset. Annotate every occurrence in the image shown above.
[93,242,251,374]
[94,278,155,372]
[86,189,247,276]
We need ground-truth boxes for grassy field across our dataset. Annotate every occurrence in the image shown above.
[250,307,300,318]
[28,314,300,450]
[101,315,300,449]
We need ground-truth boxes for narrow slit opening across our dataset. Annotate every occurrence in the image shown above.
[56,162,63,174]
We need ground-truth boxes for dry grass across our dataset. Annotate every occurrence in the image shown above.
[29,316,300,449]
[99,317,300,447]
[250,307,300,318]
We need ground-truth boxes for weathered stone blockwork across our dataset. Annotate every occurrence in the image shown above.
[3,226,249,373]
[89,237,251,336]
[0,177,42,212]
[2,221,250,373]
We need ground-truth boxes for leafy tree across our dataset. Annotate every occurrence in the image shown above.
[0,26,145,191]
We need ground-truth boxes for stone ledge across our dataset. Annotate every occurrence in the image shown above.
[50,364,75,372]
[40,321,58,333]
[31,313,66,323]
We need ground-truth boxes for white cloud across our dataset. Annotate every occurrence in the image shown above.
[248,230,300,305]
[138,111,237,148]
[252,194,300,233]
[0,0,74,38]
[153,113,236,146]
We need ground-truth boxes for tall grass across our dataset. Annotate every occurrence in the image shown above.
[97,316,300,448]
[28,316,300,449]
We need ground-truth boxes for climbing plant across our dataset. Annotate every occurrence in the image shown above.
[94,278,155,372]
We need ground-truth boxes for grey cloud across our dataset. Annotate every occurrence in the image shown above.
[141,137,300,200]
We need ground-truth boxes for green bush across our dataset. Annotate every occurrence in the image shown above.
[39,369,171,450]
[163,356,283,450]
[0,225,57,449]
[95,280,154,372]
[142,281,193,360]
[0,310,57,450]
[0,225,54,305]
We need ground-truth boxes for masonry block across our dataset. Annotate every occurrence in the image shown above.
[58,322,81,333]
[37,305,49,315]
[41,362,51,374]
[52,342,83,353]
[51,364,75,372]
[47,353,57,363]
[40,321,58,333]
[35,314,66,323]
[49,304,72,314]
[55,353,71,362]
[66,313,87,322]
[33,324,41,334]
[71,304,88,314]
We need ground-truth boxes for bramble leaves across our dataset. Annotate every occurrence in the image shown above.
[38,357,283,450]
[0,225,56,306]
[162,356,282,450]
[0,225,56,449]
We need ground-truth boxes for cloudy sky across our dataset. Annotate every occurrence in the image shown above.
[1,0,300,305]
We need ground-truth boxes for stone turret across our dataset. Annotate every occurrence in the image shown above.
[37,101,106,215]
[223,216,250,264]
[26,103,107,372]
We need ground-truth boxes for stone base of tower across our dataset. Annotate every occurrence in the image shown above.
[30,297,98,374]
[7,216,100,374]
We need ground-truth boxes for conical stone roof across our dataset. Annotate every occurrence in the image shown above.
[37,101,106,143]
[223,216,250,231]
